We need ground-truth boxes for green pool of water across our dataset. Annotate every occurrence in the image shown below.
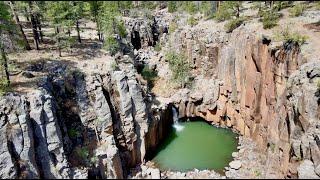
[152,120,238,172]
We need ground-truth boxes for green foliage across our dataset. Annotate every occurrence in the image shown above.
[289,3,306,17]
[180,1,197,15]
[141,65,157,82]
[138,2,158,10]
[165,51,191,87]
[76,147,89,160]
[154,43,161,52]
[187,16,198,27]
[117,21,127,38]
[199,1,214,17]
[260,10,281,29]
[272,1,292,11]
[168,1,177,13]
[215,1,242,22]
[111,60,119,71]
[68,128,80,138]
[0,78,10,96]
[104,37,120,56]
[274,26,308,46]
[224,17,244,33]
[169,21,178,34]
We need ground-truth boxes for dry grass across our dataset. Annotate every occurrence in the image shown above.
[151,77,179,97]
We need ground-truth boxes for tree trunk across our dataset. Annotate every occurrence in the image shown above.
[9,1,31,50]
[76,20,81,43]
[0,46,10,86]
[216,1,220,11]
[36,15,43,43]
[56,27,62,57]
[237,5,240,18]
[28,1,39,50]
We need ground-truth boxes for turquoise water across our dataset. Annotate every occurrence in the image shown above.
[152,120,238,172]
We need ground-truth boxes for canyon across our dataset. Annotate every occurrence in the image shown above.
[1,2,320,179]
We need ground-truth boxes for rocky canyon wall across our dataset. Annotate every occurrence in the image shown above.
[165,25,320,177]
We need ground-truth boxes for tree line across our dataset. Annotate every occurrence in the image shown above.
[0,1,301,92]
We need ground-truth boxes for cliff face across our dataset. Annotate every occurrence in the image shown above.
[164,24,320,177]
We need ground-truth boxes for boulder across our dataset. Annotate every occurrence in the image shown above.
[229,160,242,170]
[297,160,319,179]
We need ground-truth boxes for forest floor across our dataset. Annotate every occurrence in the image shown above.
[7,19,110,94]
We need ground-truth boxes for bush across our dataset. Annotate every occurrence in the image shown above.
[260,10,281,29]
[76,147,89,160]
[180,2,197,15]
[168,1,177,13]
[224,18,244,33]
[289,3,306,17]
[154,43,161,52]
[68,128,80,138]
[104,36,120,56]
[0,78,10,96]
[169,21,178,34]
[165,51,191,87]
[141,65,157,82]
[214,1,241,22]
[117,21,127,38]
[215,6,233,22]
[272,1,292,11]
[111,60,119,71]
[187,16,198,27]
[274,26,308,46]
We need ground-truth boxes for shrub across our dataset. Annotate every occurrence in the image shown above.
[187,16,198,27]
[168,1,177,13]
[0,78,10,96]
[154,43,161,52]
[274,26,308,46]
[180,1,197,15]
[117,21,127,38]
[141,65,157,81]
[111,60,119,71]
[224,17,244,33]
[165,51,191,87]
[289,3,306,17]
[214,1,241,22]
[260,10,281,29]
[76,147,89,160]
[215,5,233,22]
[169,21,178,34]
[68,128,80,138]
[104,36,120,56]
[200,1,212,17]
[272,1,292,11]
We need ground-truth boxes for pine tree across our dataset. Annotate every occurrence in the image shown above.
[8,1,31,50]
[45,1,75,57]
[0,2,13,88]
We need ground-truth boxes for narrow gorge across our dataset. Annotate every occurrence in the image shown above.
[0,1,320,179]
